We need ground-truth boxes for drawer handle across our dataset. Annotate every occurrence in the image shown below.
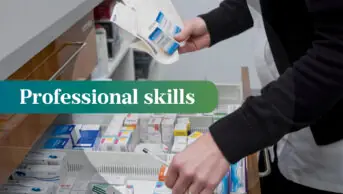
[49,42,87,80]
[259,148,272,177]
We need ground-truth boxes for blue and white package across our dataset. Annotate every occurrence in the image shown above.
[148,26,179,55]
[50,124,75,138]
[6,179,57,193]
[72,137,100,151]
[12,164,64,182]
[0,184,53,194]
[215,172,230,194]
[155,11,182,36]
[230,158,247,194]
[42,138,72,150]
[23,151,66,166]
[71,124,100,147]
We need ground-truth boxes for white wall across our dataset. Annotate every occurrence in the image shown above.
[155,0,263,89]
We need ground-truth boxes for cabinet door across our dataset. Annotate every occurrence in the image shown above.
[0,12,97,184]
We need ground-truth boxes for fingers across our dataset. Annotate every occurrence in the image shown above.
[172,170,193,194]
[175,18,202,42]
[165,162,179,189]
[165,133,231,194]
[200,188,215,194]
[188,156,217,194]
[174,24,192,43]
[166,155,194,194]
[178,34,210,54]
[188,177,206,194]
[175,17,210,54]
[178,42,197,54]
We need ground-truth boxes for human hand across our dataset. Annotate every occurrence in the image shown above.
[165,133,230,194]
[175,17,211,54]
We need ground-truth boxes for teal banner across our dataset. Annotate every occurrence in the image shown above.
[0,81,218,113]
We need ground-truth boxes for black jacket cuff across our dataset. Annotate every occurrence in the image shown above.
[209,107,265,164]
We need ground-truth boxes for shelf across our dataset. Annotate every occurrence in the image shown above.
[91,30,136,80]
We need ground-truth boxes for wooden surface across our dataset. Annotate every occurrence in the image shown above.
[0,12,97,184]
[241,66,262,194]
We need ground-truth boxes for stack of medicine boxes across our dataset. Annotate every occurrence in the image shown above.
[98,114,138,152]
[40,124,101,151]
[0,151,67,194]
[171,117,191,153]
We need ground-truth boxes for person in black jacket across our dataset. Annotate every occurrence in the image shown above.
[164,0,343,194]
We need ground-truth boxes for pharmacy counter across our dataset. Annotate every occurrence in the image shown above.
[0,0,102,80]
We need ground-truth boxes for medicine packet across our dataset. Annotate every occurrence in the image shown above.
[155,11,182,37]
[230,158,247,194]
[111,0,183,64]
[147,23,180,55]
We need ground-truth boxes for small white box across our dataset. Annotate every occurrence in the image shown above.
[176,117,190,124]
[70,125,83,145]
[173,123,188,136]
[138,114,151,142]
[148,118,162,133]
[174,136,188,144]
[161,117,176,144]
[104,124,122,137]
[147,118,162,143]
[114,137,131,152]
[153,182,172,194]
[171,142,187,153]
[99,136,117,151]
[117,130,133,138]
[105,115,126,136]
[124,114,139,127]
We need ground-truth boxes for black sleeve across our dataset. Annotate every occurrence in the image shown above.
[209,0,343,164]
[198,0,253,46]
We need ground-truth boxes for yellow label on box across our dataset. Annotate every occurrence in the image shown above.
[101,137,116,144]
[121,131,131,135]
[174,123,188,136]
[104,137,114,142]
[122,126,136,130]
[189,131,203,139]
[174,130,187,136]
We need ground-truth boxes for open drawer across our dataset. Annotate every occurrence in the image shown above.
[0,12,97,184]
